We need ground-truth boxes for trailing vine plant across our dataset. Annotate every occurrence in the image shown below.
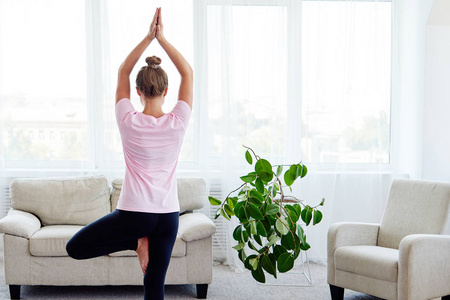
[209,146,324,283]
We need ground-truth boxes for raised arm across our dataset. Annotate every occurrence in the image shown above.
[156,8,193,109]
[115,8,159,104]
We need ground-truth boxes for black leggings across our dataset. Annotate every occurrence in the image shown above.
[66,209,179,300]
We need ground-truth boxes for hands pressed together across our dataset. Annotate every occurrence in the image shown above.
[148,7,164,42]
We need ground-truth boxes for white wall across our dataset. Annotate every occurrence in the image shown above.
[423,0,450,182]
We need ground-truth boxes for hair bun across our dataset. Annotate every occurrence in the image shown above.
[146,56,161,67]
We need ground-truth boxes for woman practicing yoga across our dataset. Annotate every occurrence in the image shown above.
[66,7,193,300]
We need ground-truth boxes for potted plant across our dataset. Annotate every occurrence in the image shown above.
[209,146,324,283]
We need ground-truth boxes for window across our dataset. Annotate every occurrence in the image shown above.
[301,1,392,164]
[1,0,88,164]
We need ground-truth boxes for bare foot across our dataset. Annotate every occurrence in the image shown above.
[136,237,149,275]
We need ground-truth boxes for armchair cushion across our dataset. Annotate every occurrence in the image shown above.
[335,245,399,282]
[0,209,41,239]
[10,176,110,226]
[178,213,216,242]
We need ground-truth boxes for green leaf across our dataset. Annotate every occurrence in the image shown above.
[288,210,299,225]
[220,208,231,221]
[267,234,279,246]
[277,252,294,273]
[276,165,283,177]
[226,197,236,209]
[233,226,242,241]
[250,220,258,235]
[281,232,300,251]
[232,242,245,251]
[255,159,274,183]
[320,198,325,206]
[245,254,258,271]
[300,164,308,178]
[256,220,267,237]
[275,218,290,235]
[261,254,277,279]
[249,257,258,271]
[313,210,323,225]
[214,208,221,219]
[238,249,247,263]
[250,190,265,204]
[255,177,264,194]
[300,242,311,251]
[293,203,302,216]
[253,234,263,246]
[247,203,265,220]
[208,196,222,206]
[245,150,253,165]
[301,207,313,226]
[248,240,258,251]
[240,173,257,183]
[266,203,280,215]
[273,245,287,259]
[297,225,305,244]
[224,204,235,216]
[284,169,295,186]
[251,265,266,283]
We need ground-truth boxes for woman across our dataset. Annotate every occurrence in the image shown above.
[66,7,193,300]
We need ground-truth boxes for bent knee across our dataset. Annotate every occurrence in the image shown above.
[66,239,84,260]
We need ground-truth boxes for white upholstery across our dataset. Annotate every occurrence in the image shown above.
[10,176,110,226]
[30,225,83,257]
[0,175,216,297]
[0,209,41,239]
[378,179,450,249]
[328,179,450,300]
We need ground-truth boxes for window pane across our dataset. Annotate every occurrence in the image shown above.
[301,1,391,164]
[207,5,287,158]
[1,0,87,161]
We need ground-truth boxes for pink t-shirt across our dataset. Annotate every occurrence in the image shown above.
[115,98,191,213]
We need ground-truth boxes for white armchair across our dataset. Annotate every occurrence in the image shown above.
[328,179,450,300]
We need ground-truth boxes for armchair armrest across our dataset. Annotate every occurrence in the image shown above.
[178,212,216,242]
[398,234,450,300]
[0,208,41,239]
[327,222,380,285]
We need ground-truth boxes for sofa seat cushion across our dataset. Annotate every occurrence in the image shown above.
[109,235,186,257]
[30,225,83,257]
[335,245,399,282]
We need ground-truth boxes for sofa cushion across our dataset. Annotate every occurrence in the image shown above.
[109,235,186,257]
[11,176,110,226]
[335,245,399,282]
[30,225,83,257]
[178,213,216,242]
[111,178,207,213]
[29,225,186,258]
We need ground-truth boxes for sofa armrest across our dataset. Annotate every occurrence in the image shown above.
[0,208,41,239]
[327,222,380,285]
[398,234,450,300]
[178,213,216,242]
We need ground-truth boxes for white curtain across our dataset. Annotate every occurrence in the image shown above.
[0,0,435,267]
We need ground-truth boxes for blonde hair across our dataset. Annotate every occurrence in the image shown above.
[136,56,168,98]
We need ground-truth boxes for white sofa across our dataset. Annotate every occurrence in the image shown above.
[0,175,216,299]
